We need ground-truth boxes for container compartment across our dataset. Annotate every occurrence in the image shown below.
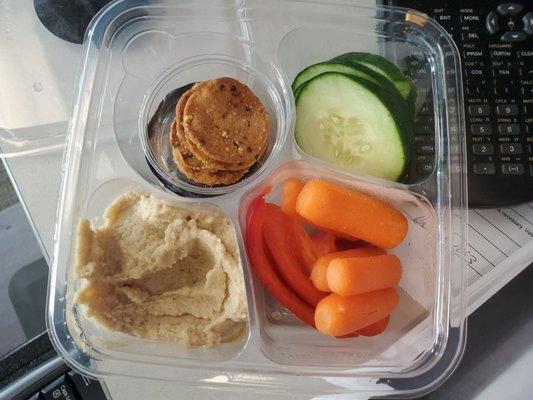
[238,160,437,368]
[63,177,250,365]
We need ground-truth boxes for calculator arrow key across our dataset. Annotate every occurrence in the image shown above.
[501,31,527,42]
[486,11,500,34]
[524,12,533,35]
[497,3,523,16]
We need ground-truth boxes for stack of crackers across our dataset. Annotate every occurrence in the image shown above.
[170,77,270,186]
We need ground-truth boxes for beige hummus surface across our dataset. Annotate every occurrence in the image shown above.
[74,193,247,347]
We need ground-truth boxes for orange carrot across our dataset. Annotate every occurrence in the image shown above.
[310,246,386,292]
[289,219,317,274]
[296,179,408,249]
[281,178,304,220]
[357,316,390,337]
[314,288,399,336]
[311,231,338,258]
[327,254,402,296]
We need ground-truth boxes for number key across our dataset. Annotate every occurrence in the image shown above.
[495,104,518,116]
[471,124,492,135]
[468,105,490,116]
[472,143,494,155]
[497,123,520,135]
[500,143,523,155]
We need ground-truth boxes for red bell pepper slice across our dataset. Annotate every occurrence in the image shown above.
[262,206,327,307]
[246,193,316,327]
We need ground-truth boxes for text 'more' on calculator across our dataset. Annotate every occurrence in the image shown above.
[388,0,532,207]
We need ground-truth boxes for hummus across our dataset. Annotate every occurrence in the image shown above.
[74,192,247,347]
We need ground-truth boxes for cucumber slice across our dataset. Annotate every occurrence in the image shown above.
[295,72,411,181]
[292,61,380,92]
[331,52,417,110]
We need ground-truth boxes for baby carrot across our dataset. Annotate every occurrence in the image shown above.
[310,246,386,292]
[296,179,408,249]
[263,206,327,307]
[327,254,402,296]
[281,178,305,220]
[357,316,390,337]
[246,196,315,327]
[314,288,399,336]
[311,231,338,258]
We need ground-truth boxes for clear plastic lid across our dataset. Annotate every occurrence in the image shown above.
[46,0,468,397]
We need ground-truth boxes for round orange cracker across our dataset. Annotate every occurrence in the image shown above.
[170,120,247,185]
[183,77,269,166]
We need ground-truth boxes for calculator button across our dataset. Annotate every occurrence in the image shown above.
[520,67,533,79]
[492,65,514,77]
[486,11,500,34]
[474,163,496,174]
[494,85,510,96]
[521,86,533,96]
[523,104,533,115]
[415,117,434,134]
[471,124,492,135]
[492,49,514,58]
[501,163,524,175]
[500,143,523,155]
[461,31,481,41]
[465,67,486,77]
[418,102,433,115]
[464,49,486,59]
[524,12,533,35]
[468,105,490,116]
[416,163,433,175]
[497,3,523,16]
[472,143,494,155]
[526,125,533,134]
[416,144,435,154]
[495,104,518,116]
[501,31,527,43]
[67,371,107,400]
[497,123,520,135]
[41,376,79,400]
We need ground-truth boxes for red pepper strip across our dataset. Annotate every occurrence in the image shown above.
[337,316,391,339]
[311,231,338,258]
[356,316,390,337]
[262,205,327,307]
[246,195,316,327]
[336,332,359,339]
[289,219,317,274]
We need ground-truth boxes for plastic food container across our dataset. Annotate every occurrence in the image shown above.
[42,0,468,397]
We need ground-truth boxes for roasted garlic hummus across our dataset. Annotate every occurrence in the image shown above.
[74,193,247,347]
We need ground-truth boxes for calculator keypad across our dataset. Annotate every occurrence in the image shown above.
[395,0,533,205]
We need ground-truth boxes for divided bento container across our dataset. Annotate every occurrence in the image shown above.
[41,0,468,397]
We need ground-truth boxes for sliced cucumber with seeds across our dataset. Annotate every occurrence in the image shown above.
[292,61,381,92]
[330,52,417,112]
[295,72,411,181]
